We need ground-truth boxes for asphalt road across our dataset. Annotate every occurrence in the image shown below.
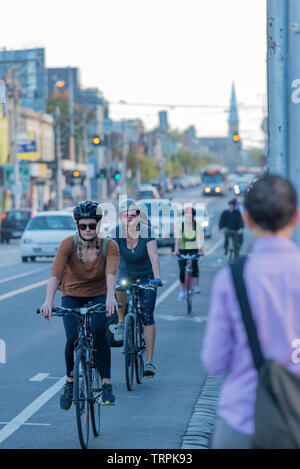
[0,187,253,449]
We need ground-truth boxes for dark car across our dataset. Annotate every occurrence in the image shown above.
[0,209,34,243]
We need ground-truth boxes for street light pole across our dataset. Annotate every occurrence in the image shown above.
[82,107,91,200]
[55,106,63,210]
[7,69,22,209]
[288,0,300,245]
[267,0,288,176]
[121,120,127,195]
[68,67,75,162]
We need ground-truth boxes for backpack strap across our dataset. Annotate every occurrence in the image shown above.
[102,237,109,261]
[230,256,265,371]
[67,233,109,263]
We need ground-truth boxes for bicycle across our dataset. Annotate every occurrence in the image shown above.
[177,253,201,315]
[224,229,240,265]
[37,302,107,450]
[116,280,162,391]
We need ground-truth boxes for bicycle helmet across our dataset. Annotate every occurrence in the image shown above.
[73,200,102,222]
[119,199,140,215]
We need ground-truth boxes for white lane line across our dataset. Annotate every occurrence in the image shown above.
[0,267,48,285]
[156,280,179,307]
[29,373,50,382]
[159,314,207,323]
[0,422,50,427]
[0,376,66,444]
[0,279,48,302]
[205,237,223,256]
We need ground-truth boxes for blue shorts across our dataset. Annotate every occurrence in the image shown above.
[117,269,157,327]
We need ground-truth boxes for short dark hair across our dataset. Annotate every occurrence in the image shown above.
[244,174,297,232]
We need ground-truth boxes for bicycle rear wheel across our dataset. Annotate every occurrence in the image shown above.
[90,362,101,437]
[186,273,193,314]
[74,349,90,449]
[135,319,145,384]
[124,315,135,391]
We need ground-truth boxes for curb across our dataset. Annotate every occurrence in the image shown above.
[181,375,224,449]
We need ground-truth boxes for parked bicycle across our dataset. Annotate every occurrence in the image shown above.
[116,280,162,391]
[37,302,107,450]
[177,253,201,314]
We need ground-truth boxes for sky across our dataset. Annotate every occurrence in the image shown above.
[1,0,267,149]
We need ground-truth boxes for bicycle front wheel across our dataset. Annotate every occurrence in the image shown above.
[124,315,135,391]
[74,349,90,449]
[135,319,145,384]
[90,363,101,437]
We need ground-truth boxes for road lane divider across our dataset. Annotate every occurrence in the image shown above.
[0,376,66,444]
[30,373,50,382]
[0,267,49,285]
[0,279,48,302]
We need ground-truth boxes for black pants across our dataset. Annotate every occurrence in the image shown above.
[178,249,199,284]
[224,231,240,258]
[61,295,111,380]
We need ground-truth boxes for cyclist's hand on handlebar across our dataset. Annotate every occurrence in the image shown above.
[173,250,179,256]
[106,294,118,317]
[40,301,53,321]
[198,249,204,256]
[148,278,163,288]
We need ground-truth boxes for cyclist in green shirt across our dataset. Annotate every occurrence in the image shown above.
[174,206,204,301]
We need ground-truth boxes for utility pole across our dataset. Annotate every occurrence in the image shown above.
[287,0,300,245]
[55,106,63,210]
[121,120,127,195]
[267,0,288,176]
[82,107,91,200]
[68,67,75,162]
[7,69,22,209]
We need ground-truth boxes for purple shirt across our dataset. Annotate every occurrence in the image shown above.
[201,237,300,435]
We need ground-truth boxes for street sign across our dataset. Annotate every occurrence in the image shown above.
[3,164,30,189]
[17,139,38,160]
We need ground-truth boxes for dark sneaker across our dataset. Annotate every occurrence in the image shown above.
[144,361,156,378]
[60,381,74,411]
[101,383,116,406]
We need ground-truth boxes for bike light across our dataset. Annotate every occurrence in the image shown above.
[121,279,127,286]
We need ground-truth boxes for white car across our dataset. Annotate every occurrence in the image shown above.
[21,211,76,262]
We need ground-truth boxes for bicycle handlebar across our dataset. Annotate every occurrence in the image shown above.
[177,254,201,260]
[36,302,121,317]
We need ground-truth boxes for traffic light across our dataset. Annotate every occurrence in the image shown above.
[98,169,107,179]
[92,136,102,146]
[232,132,240,143]
[113,170,121,181]
[73,170,80,178]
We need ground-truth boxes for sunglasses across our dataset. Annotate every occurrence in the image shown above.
[78,223,97,231]
[122,210,140,218]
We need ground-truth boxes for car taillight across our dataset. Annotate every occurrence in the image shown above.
[2,213,7,219]
[30,213,34,218]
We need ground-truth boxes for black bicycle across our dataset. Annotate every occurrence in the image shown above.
[224,228,240,264]
[37,302,106,449]
[117,280,161,391]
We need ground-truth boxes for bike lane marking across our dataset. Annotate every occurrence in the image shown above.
[0,376,66,444]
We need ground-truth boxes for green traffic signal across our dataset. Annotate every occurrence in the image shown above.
[114,172,121,180]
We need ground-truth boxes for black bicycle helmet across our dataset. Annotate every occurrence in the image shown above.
[73,200,102,222]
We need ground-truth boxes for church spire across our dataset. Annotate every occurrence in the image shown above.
[229,82,239,138]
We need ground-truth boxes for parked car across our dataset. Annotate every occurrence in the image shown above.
[137,198,176,249]
[0,209,34,243]
[200,206,213,239]
[20,211,76,262]
[136,184,160,200]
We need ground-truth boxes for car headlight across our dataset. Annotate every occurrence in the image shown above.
[201,221,209,228]
[215,187,221,193]
[204,187,211,193]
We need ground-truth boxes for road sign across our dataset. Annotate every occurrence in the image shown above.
[17,139,38,160]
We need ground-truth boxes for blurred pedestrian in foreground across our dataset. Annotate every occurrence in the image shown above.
[201,174,300,448]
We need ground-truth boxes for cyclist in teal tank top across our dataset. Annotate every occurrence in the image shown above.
[174,206,204,301]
